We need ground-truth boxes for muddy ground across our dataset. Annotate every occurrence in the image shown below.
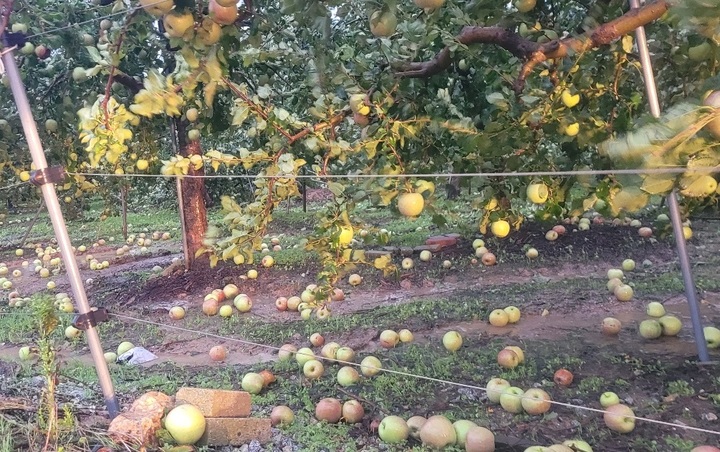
[0,210,719,451]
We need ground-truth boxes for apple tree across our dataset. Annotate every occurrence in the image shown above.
[0,0,718,295]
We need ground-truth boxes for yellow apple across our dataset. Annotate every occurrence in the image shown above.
[139,0,174,17]
[163,12,195,38]
[209,0,238,26]
[561,90,580,108]
[564,122,580,137]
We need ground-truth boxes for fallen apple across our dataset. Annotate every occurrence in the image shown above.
[398,329,414,343]
[202,298,220,316]
[348,274,362,286]
[504,346,525,363]
[104,352,117,364]
[607,268,624,280]
[270,405,294,426]
[218,305,233,318]
[209,345,227,362]
[603,403,635,433]
[336,346,355,362]
[602,317,622,335]
[303,359,325,379]
[401,415,425,440]
[465,426,495,452]
[321,342,341,360]
[638,226,653,238]
[223,283,239,299]
[599,391,620,408]
[525,247,539,259]
[646,301,666,318]
[553,368,573,387]
[169,306,185,320]
[275,297,288,311]
[419,414,457,448]
[337,366,360,386]
[259,369,276,387]
[278,344,297,361]
[504,306,521,323]
[401,258,414,270]
[489,309,510,327]
[658,315,682,336]
[607,277,623,293]
[562,440,593,452]
[419,250,432,261]
[379,329,400,348]
[521,388,552,415]
[233,294,252,312]
[378,415,409,443]
[639,319,662,339]
[703,326,720,348]
[360,355,382,377]
[499,387,525,413]
[486,377,511,404]
[164,404,206,445]
[452,419,478,447]
[295,347,315,366]
[497,349,519,369]
[117,341,134,355]
[342,400,365,424]
[315,398,342,423]
[622,259,636,271]
[287,296,301,311]
[442,330,463,352]
[481,252,496,266]
[241,372,265,394]
[614,284,633,302]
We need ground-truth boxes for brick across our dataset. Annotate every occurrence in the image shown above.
[199,417,272,446]
[108,391,173,448]
[425,235,458,248]
[414,244,443,253]
[175,387,251,418]
[399,247,414,257]
[364,250,392,260]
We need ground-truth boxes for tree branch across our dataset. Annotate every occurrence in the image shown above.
[395,0,669,93]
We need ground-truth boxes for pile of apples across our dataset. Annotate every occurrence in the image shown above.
[606,260,636,302]
[485,377,552,416]
[497,345,525,369]
[376,412,495,450]
[637,302,683,340]
[379,328,414,348]
[488,306,522,327]
[194,283,252,319]
[274,284,345,320]
[471,239,497,266]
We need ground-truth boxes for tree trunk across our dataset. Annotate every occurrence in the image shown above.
[174,119,208,270]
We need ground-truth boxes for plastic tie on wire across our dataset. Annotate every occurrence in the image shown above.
[72,307,109,330]
[29,166,66,186]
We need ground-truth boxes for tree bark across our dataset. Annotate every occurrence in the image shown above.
[174,119,208,270]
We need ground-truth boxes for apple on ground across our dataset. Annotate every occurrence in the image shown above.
[360,355,382,377]
[270,405,294,426]
[277,344,297,361]
[659,315,682,336]
[321,342,341,360]
[218,305,233,317]
[169,306,185,320]
[497,349,520,369]
[117,341,134,355]
[401,258,414,270]
[315,398,342,423]
[452,419,478,447]
[335,346,355,362]
[241,372,265,394]
[209,345,227,362]
[418,415,457,449]
[379,329,400,348]
[295,347,315,366]
[407,416,426,440]
[348,274,362,286]
[602,317,622,335]
[499,387,525,413]
[164,404,206,445]
[504,306,521,323]
[233,294,252,312]
[489,309,510,327]
[614,284,633,301]
[639,319,662,339]
[419,250,432,261]
[398,328,414,343]
[600,391,620,408]
[287,296,301,311]
[504,346,525,363]
[704,326,720,348]
[465,426,496,452]
[553,368,573,387]
[521,388,552,415]
[603,403,636,433]
[303,359,324,379]
[337,366,360,387]
[442,330,463,352]
[342,400,364,424]
[309,332,325,347]
[378,415,409,443]
[275,297,288,311]
[486,378,511,404]
[607,268,624,280]
[646,301,666,317]
[562,440,593,452]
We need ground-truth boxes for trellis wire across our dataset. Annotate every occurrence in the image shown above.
[100,311,720,437]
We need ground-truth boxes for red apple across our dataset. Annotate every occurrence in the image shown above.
[212,288,226,302]
[379,329,400,348]
[202,298,220,316]
[310,332,325,347]
[331,288,345,301]
[315,398,342,423]
[209,345,227,361]
[552,224,567,235]
[553,368,574,387]
[481,252,497,266]
[497,349,519,369]
[259,369,276,387]
[209,0,238,25]
[341,400,364,424]
[275,296,288,311]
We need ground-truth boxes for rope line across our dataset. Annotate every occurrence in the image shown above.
[105,311,720,437]
[64,166,720,181]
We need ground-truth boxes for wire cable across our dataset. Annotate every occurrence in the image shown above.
[104,311,720,437]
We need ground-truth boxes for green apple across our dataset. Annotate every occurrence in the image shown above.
[521,388,552,415]
[241,372,265,394]
[703,326,720,348]
[336,366,360,386]
[453,419,478,447]
[622,259,636,271]
[600,391,620,408]
[442,330,463,351]
[486,377,511,403]
[378,415,409,443]
[302,359,324,380]
[499,386,525,413]
[639,319,662,339]
[360,355,382,377]
[295,347,315,366]
[646,302,665,318]
[607,268,624,280]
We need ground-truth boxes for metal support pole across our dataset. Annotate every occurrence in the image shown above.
[0,39,121,416]
[629,0,711,362]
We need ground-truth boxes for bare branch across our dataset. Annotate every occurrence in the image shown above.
[395,0,670,93]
